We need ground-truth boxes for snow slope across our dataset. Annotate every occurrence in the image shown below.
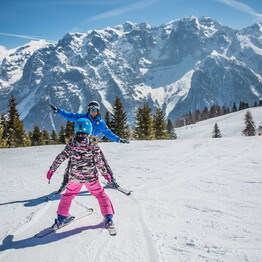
[0,107,262,262]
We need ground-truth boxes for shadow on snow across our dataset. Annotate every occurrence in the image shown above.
[0,190,92,207]
[0,221,105,251]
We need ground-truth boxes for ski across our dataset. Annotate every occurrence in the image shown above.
[102,181,132,196]
[105,221,117,236]
[35,208,93,238]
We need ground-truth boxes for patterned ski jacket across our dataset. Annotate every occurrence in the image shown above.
[57,108,120,142]
[49,133,108,183]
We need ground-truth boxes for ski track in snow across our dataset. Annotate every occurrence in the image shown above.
[0,107,262,261]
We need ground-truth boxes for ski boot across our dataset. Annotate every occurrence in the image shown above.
[104,214,116,235]
[105,214,114,227]
[52,214,75,229]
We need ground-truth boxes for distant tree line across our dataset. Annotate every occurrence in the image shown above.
[174,100,262,128]
[104,96,177,141]
[2,94,259,148]
[0,94,177,148]
[212,109,258,138]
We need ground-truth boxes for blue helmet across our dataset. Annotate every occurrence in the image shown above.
[74,118,92,134]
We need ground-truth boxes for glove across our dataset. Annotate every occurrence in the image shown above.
[119,139,130,144]
[46,170,54,182]
[48,104,58,114]
[104,173,112,183]
[110,178,119,188]
[58,183,68,194]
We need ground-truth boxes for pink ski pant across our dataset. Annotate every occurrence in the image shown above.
[57,180,114,217]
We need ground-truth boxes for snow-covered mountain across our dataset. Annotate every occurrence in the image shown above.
[0,107,262,261]
[0,16,262,132]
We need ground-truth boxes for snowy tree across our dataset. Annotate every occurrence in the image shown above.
[6,94,30,148]
[153,107,169,139]
[242,110,256,136]
[212,123,222,138]
[133,103,155,140]
[110,96,130,139]
[167,119,177,139]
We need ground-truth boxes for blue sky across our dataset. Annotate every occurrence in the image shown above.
[0,0,261,50]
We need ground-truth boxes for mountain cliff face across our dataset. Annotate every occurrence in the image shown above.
[0,16,261,132]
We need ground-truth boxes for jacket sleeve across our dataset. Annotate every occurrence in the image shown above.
[99,120,120,142]
[57,108,87,122]
[93,144,109,177]
[49,144,71,173]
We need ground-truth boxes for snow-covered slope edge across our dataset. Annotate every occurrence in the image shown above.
[176,106,262,139]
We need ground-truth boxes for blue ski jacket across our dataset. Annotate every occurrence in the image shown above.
[57,108,120,143]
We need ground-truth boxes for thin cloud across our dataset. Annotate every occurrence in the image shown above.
[0,32,56,43]
[51,0,124,6]
[89,0,159,21]
[216,0,262,18]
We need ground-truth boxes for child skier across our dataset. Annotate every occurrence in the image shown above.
[46,118,114,229]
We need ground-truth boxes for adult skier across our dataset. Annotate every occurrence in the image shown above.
[48,101,130,144]
[46,118,115,229]
[49,101,129,189]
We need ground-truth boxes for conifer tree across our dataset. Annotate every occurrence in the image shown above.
[212,123,222,138]
[242,110,256,136]
[6,94,30,147]
[65,121,75,139]
[104,111,112,128]
[42,129,52,145]
[0,113,8,141]
[133,106,143,139]
[221,106,227,115]
[153,107,169,139]
[59,125,66,144]
[103,111,113,142]
[200,107,209,120]
[167,119,177,139]
[194,109,200,122]
[232,103,237,112]
[30,125,44,146]
[51,129,59,144]
[0,123,8,148]
[133,103,155,140]
[110,96,130,139]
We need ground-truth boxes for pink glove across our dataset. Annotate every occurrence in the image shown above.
[105,174,111,182]
[46,170,54,180]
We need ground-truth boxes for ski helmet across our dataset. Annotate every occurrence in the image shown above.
[74,118,92,134]
[88,101,100,112]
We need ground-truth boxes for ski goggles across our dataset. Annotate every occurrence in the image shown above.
[89,108,98,112]
[88,101,99,110]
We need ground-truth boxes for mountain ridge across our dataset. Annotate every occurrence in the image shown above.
[0,16,261,132]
